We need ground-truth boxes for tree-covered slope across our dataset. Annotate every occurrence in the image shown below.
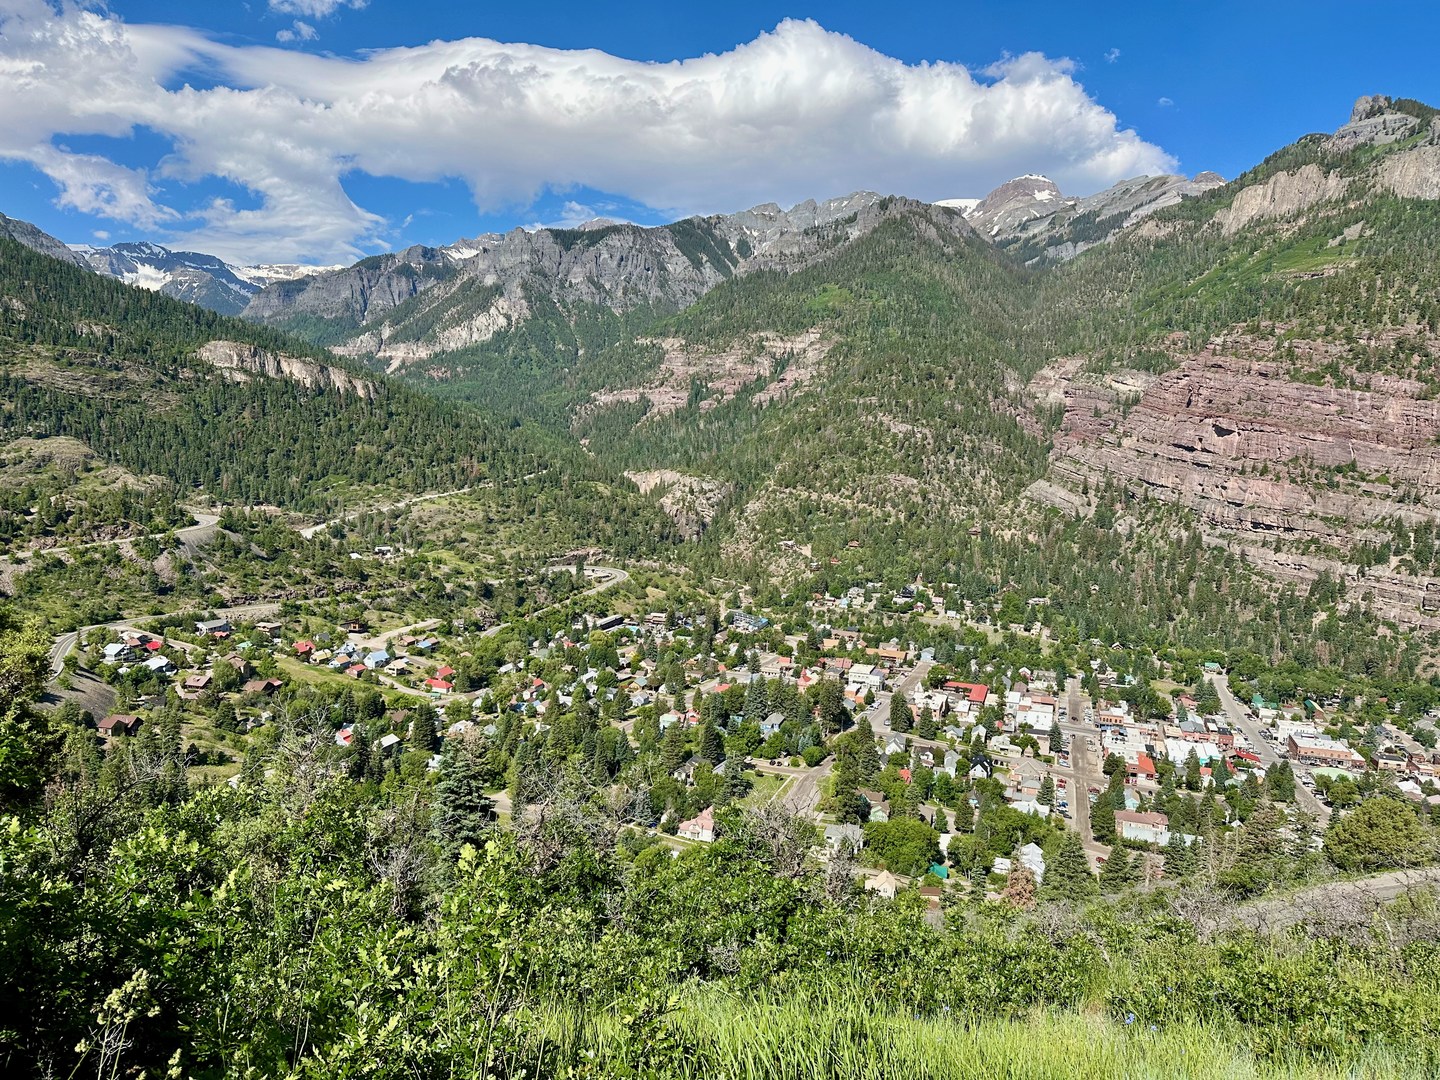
[0,236,574,515]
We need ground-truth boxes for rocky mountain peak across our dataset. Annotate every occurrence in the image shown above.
[1350,94,1393,124]
[1329,94,1422,151]
[963,175,1071,239]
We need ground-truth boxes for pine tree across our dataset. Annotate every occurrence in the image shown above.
[888,693,913,733]
[1092,790,1116,843]
[1038,774,1056,807]
[699,721,725,765]
[660,720,688,774]
[1040,831,1099,902]
[855,716,881,783]
[917,705,937,740]
[410,704,439,754]
[431,743,496,861]
[1164,830,1195,878]
[1098,848,1132,892]
[1184,749,1203,791]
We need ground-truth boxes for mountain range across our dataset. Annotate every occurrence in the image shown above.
[0,215,338,317]
[6,93,1440,653]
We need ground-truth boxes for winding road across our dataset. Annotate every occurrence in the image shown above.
[3,509,221,568]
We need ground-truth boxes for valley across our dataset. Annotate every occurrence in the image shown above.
[5,87,1440,1080]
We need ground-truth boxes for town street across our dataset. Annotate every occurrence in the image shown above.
[1207,671,1331,824]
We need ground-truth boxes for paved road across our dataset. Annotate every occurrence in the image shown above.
[358,618,443,653]
[50,600,282,677]
[752,758,832,816]
[869,658,940,741]
[1235,867,1440,931]
[4,509,221,567]
[1208,672,1331,824]
[1058,675,1099,848]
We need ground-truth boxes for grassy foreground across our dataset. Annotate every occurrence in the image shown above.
[519,991,1427,1080]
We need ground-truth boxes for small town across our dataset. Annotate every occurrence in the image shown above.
[64,565,1440,907]
[5,6,1440,1074]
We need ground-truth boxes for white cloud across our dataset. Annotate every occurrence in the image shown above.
[0,5,1177,263]
[276,21,318,44]
[523,200,635,231]
[269,0,365,17]
[1158,96,1174,107]
[92,229,109,239]
[1104,48,1121,63]
[20,144,178,230]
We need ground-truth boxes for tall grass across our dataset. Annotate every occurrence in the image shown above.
[522,987,1428,1080]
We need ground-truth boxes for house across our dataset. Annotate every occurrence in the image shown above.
[729,611,769,633]
[1115,810,1170,845]
[436,665,457,680]
[223,654,251,676]
[824,824,863,853]
[254,621,281,638]
[102,642,137,664]
[672,755,702,784]
[883,734,908,758]
[864,870,901,899]
[364,650,390,670]
[1018,842,1046,882]
[243,678,282,696]
[760,711,785,737]
[98,713,142,737]
[293,640,315,658]
[425,677,454,693]
[941,749,964,778]
[345,620,368,634]
[345,663,368,678]
[195,618,231,636]
[677,806,716,842]
[858,788,891,822]
[142,655,176,676]
[377,733,402,753]
[181,673,212,693]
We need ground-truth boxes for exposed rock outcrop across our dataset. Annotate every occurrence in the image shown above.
[196,341,374,398]
[589,329,832,418]
[1378,144,1440,201]
[952,172,1225,262]
[1215,164,1349,234]
[625,470,733,540]
[1031,331,1440,626]
[0,212,87,268]
[1326,94,1422,151]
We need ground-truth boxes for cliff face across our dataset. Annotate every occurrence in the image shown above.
[195,340,375,399]
[1028,331,1440,627]
[1215,164,1349,235]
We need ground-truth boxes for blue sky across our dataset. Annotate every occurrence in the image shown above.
[1,0,1435,264]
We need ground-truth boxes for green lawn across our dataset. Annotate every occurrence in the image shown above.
[743,770,790,806]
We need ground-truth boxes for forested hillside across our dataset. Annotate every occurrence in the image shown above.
[0,236,681,566]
